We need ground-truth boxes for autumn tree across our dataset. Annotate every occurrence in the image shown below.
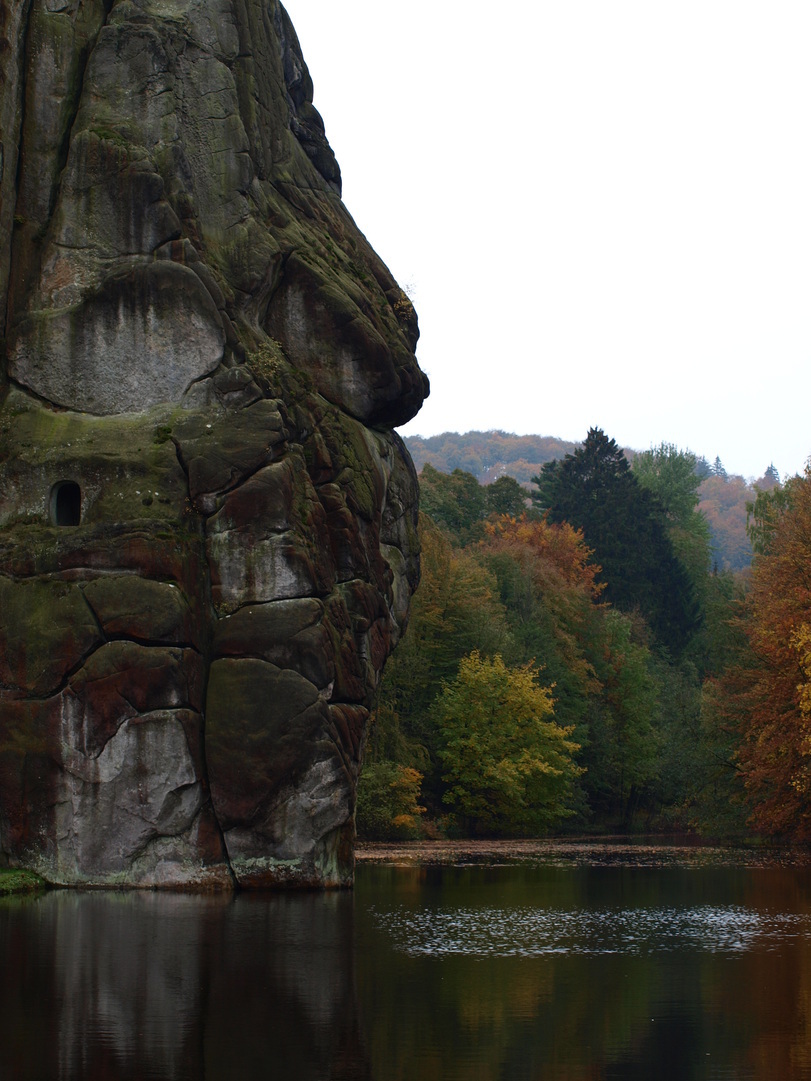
[435,651,582,834]
[355,763,426,840]
[479,515,603,734]
[404,430,579,483]
[698,477,752,571]
[368,463,741,835]
[362,513,513,816]
[479,515,675,827]
[711,469,811,838]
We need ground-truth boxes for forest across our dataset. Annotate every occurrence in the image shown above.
[357,428,809,842]
[405,430,775,572]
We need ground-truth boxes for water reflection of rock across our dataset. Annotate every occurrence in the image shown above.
[0,891,371,1080]
[205,893,372,1080]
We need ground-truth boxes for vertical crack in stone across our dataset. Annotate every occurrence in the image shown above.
[6,0,113,342]
[0,0,34,354]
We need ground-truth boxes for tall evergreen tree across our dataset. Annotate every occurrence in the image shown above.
[532,428,699,654]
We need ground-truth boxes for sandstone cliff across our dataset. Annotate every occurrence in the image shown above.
[0,0,428,888]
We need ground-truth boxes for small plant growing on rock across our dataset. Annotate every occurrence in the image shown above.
[247,338,287,389]
[393,289,415,322]
[153,424,173,445]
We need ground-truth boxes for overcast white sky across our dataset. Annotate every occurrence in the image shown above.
[282,1,811,481]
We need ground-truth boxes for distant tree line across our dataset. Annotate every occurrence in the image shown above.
[405,431,578,485]
[405,431,781,573]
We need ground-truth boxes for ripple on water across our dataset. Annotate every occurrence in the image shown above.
[373,904,811,957]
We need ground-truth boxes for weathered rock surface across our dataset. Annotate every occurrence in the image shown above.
[0,0,427,888]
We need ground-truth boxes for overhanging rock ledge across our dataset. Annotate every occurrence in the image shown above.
[0,0,428,889]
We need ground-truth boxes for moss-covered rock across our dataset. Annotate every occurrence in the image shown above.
[0,578,103,696]
[0,0,426,890]
[82,577,197,646]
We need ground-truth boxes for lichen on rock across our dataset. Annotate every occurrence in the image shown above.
[0,0,427,889]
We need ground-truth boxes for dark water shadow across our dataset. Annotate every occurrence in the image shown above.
[0,889,370,1081]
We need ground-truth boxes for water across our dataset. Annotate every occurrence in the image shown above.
[3,849,811,1079]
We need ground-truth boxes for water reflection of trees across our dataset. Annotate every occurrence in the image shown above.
[706,869,811,1080]
[353,864,811,1081]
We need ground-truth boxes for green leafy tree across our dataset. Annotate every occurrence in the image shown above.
[581,610,660,825]
[699,567,746,676]
[418,464,486,544]
[533,428,700,654]
[479,515,602,735]
[633,443,701,522]
[484,475,528,517]
[746,474,795,555]
[632,443,713,589]
[435,651,582,834]
[632,443,717,675]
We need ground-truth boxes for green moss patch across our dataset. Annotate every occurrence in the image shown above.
[0,868,47,895]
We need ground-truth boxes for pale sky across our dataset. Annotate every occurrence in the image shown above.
[282,1,811,481]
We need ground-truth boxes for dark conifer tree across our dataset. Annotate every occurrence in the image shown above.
[532,428,700,654]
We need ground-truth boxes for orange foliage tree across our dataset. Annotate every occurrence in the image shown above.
[479,515,604,731]
[483,514,604,597]
[698,474,755,571]
[714,470,811,837]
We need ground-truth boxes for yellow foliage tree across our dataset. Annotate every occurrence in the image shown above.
[435,651,582,835]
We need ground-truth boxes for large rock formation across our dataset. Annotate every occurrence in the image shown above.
[0,0,427,888]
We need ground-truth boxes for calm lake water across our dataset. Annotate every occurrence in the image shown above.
[3,846,811,1079]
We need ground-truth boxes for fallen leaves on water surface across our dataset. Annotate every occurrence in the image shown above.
[354,837,811,870]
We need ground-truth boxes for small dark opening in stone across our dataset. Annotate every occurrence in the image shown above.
[51,481,82,526]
